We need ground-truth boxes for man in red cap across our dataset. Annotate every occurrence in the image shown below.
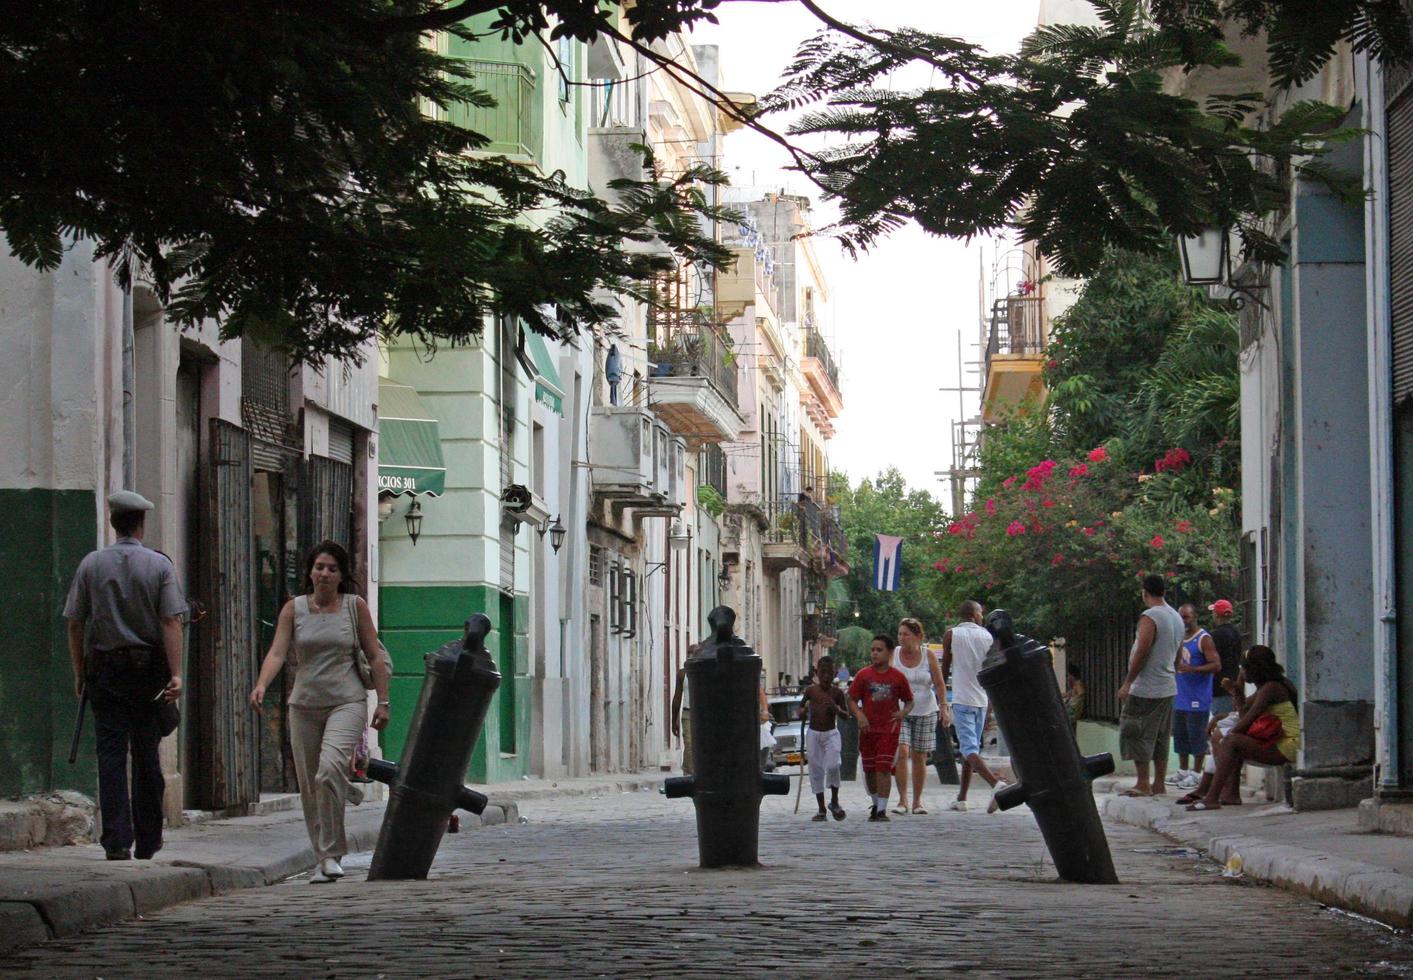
[1206,600,1242,716]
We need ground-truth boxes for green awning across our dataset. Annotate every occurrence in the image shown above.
[377,380,446,496]
[526,331,565,415]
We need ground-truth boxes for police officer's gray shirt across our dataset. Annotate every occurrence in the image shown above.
[64,538,187,651]
[1131,602,1183,699]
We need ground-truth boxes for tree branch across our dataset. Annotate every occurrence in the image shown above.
[795,0,989,88]
[362,0,504,40]
[598,22,838,201]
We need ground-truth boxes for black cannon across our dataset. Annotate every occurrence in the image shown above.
[663,607,789,867]
[979,609,1118,884]
[366,613,500,881]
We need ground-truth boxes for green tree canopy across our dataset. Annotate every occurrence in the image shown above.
[941,249,1241,637]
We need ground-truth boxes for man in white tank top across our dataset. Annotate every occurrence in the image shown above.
[943,600,1009,812]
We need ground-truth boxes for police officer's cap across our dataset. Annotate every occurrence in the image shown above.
[107,490,155,515]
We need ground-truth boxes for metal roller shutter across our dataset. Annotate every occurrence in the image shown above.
[1388,66,1413,403]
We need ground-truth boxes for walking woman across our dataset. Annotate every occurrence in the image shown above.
[1187,646,1299,812]
[891,618,950,814]
[251,541,390,882]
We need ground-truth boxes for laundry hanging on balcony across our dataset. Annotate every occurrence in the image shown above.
[872,534,903,592]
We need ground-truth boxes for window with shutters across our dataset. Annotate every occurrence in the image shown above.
[588,546,603,586]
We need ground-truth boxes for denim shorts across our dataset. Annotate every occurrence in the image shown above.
[1171,709,1210,756]
[953,703,986,758]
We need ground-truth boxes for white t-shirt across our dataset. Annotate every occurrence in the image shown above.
[949,621,993,709]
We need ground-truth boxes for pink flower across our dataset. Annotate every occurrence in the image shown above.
[1002,476,1017,489]
[933,561,949,572]
[1175,519,1194,533]
[985,498,997,516]
[1150,534,1165,549]
[954,564,964,573]
[1069,463,1088,478]
[1041,499,1056,508]
[1023,460,1058,492]
[1082,526,1096,537]
[1006,521,1026,537]
[1088,446,1109,463]
[1051,553,1064,566]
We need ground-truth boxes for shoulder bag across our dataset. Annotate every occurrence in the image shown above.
[345,595,376,690]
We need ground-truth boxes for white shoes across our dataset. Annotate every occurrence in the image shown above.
[988,781,1009,814]
[312,857,345,883]
[1167,770,1192,785]
[948,798,969,812]
[1178,771,1202,789]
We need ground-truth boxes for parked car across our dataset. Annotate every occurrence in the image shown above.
[765,693,805,768]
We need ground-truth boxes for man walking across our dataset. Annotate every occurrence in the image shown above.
[1207,599,1242,716]
[1117,574,1183,797]
[943,600,1008,813]
[65,491,186,860]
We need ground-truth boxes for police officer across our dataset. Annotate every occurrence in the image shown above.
[64,491,186,860]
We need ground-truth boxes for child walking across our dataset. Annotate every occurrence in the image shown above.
[848,634,914,822]
[801,656,849,821]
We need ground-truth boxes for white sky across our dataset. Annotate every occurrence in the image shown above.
[691,1,1039,499]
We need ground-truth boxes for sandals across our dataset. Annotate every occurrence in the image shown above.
[1186,801,1221,812]
[1118,788,1150,798]
[890,805,910,815]
[1175,792,1201,805]
[911,805,929,815]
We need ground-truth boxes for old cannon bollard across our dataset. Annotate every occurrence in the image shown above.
[663,607,789,867]
[978,609,1118,884]
[366,613,501,881]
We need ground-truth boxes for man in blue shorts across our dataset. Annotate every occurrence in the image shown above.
[942,600,1008,813]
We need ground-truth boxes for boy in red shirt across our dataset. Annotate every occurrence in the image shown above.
[848,633,914,822]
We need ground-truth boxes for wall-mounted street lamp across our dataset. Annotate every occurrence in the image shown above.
[1178,227,1229,286]
[405,498,424,547]
[549,515,567,554]
[1177,226,1268,308]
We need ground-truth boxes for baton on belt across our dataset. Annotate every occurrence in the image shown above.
[67,689,88,765]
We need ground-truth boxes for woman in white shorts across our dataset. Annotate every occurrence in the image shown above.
[891,618,950,814]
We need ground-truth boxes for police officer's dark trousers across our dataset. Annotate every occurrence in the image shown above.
[90,652,165,857]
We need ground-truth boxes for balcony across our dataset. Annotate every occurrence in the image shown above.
[981,295,1047,424]
[588,406,686,517]
[801,327,844,422]
[447,60,541,163]
[763,496,813,571]
[816,512,850,578]
[648,314,745,448]
[697,443,727,512]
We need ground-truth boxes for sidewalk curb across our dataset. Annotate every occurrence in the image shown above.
[1097,792,1413,930]
[0,775,664,956]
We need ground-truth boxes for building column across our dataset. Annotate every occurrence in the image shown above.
[1286,140,1377,809]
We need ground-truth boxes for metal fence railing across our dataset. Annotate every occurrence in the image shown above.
[1066,617,1137,724]
[804,327,840,393]
[448,60,540,161]
[649,316,740,408]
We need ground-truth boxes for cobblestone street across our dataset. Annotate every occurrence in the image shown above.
[6,786,1412,978]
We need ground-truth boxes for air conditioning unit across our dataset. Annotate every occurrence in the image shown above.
[589,406,655,498]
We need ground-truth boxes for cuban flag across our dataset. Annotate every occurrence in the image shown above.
[872,534,903,591]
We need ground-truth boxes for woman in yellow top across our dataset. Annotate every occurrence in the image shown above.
[1187,645,1299,812]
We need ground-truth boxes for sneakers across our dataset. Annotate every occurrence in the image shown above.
[948,798,969,812]
[312,857,345,883]
[988,781,1009,814]
[1167,770,1191,786]
[868,808,890,822]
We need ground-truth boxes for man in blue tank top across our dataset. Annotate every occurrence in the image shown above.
[1172,604,1220,788]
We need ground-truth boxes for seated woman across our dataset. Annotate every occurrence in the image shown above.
[1186,645,1298,812]
[1176,676,1245,806]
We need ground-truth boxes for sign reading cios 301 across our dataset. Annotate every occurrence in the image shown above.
[379,474,420,493]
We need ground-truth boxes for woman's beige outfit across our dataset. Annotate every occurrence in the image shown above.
[289,595,368,860]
